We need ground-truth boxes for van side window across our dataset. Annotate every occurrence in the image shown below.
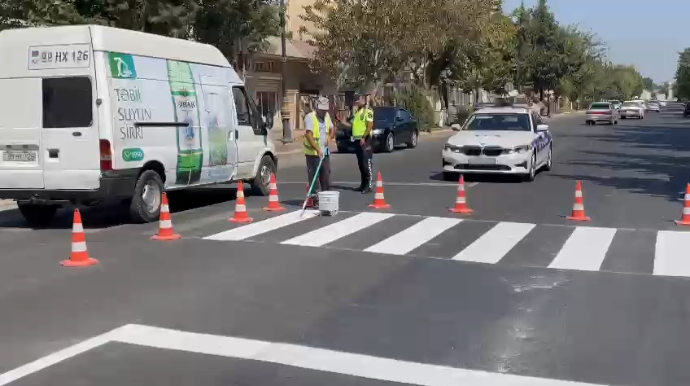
[42,77,92,128]
[232,87,252,126]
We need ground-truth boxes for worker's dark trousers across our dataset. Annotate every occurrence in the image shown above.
[354,139,373,188]
[305,155,331,193]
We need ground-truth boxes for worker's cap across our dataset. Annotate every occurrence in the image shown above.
[316,96,329,110]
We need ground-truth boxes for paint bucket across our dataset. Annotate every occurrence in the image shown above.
[318,191,339,216]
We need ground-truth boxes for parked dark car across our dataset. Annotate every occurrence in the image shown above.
[336,106,419,153]
[684,102,690,117]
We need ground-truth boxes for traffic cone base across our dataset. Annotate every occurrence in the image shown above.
[61,257,99,267]
[566,214,591,222]
[369,172,390,209]
[264,173,286,211]
[152,193,181,241]
[449,207,473,214]
[62,209,99,267]
[229,181,253,223]
[676,220,690,226]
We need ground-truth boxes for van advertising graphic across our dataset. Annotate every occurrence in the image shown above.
[106,51,237,188]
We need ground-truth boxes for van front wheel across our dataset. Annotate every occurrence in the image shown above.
[18,203,58,228]
[250,155,276,196]
[129,169,164,223]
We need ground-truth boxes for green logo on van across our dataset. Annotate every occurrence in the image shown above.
[108,52,137,79]
[122,148,144,162]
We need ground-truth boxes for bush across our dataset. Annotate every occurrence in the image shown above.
[390,85,435,131]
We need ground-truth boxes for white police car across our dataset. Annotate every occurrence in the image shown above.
[442,106,553,182]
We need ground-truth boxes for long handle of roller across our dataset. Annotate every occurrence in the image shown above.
[300,155,324,217]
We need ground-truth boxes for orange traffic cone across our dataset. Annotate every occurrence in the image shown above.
[449,175,473,214]
[61,209,98,267]
[566,180,590,221]
[306,183,315,208]
[151,193,181,241]
[230,180,253,223]
[676,184,690,225]
[368,172,391,209]
[263,173,286,211]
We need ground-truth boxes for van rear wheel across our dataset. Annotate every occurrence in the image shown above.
[129,169,164,223]
[250,155,276,196]
[18,203,58,228]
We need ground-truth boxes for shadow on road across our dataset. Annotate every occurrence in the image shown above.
[552,112,690,203]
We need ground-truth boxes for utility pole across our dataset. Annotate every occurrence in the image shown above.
[279,0,293,143]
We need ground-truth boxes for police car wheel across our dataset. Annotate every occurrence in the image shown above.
[544,145,553,172]
[524,153,536,182]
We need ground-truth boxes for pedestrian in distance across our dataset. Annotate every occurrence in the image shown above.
[303,96,335,205]
[338,93,375,193]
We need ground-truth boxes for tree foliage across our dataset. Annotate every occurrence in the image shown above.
[675,48,690,101]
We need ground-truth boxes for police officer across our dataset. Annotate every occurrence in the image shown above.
[340,93,374,193]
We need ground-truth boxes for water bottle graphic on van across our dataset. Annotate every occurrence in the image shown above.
[167,60,202,185]
[201,90,228,167]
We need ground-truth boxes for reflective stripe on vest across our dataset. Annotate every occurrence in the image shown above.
[352,107,373,138]
[303,113,331,156]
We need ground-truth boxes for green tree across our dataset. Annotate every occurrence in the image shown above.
[642,77,655,91]
[523,0,563,99]
[103,0,197,37]
[675,48,690,100]
[192,0,280,64]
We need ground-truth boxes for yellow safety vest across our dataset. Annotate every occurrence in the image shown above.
[303,112,332,156]
[352,107,374,138]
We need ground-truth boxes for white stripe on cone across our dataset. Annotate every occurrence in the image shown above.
[160,220,172,228]
[573,203,584,211]
[71,241,87,252]
[375,193,384,199]
[456,197,466,204]
[376,180,383,187]
[161,204,170,212]
[236,204,247,212]
[269,183,277,189]
[72,222,84,232]
[685,194,690,201]
[269,195,279,202]
[575,190,583,198]
[683,207,690,215]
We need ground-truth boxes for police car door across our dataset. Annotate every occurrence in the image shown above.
[531,111,547,165]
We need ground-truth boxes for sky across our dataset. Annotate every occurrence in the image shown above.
[502,0,688,83]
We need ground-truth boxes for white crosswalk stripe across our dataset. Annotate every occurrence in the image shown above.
[452,222,535,264]
[549,227,617,271]
[282,212,394,247]
[202,210,690,278]
[364,217,461,255]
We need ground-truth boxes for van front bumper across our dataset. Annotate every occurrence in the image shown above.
[0,169,138,205]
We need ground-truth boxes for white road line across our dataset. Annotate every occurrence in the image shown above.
[282,212,394,247]
[549,227,617,271]
[452,222,535,263]
[364,217,461,255]
[203,210,318,241]
[654,231,690,277]
[0,326,129,386]
[113,324,605,386]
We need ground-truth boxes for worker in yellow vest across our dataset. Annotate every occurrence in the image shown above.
[339,93,374,193]
[303,96,334,203]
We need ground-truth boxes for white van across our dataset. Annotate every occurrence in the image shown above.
[0,25,277,226]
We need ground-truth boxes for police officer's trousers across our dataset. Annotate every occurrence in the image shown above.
[354,138,373,189]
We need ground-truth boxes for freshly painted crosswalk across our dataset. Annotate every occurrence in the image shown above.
[202,210,690,278]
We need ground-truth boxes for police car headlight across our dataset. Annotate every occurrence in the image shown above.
[444,144,462,152]
[511,145,531,154]
[372,129,384,135]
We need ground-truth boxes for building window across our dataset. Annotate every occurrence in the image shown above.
[252,61,275,72]
[256,91,277,118]
[43,77,93,128]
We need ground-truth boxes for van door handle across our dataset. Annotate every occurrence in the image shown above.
[72,131,82,137]
[235,130,239,139]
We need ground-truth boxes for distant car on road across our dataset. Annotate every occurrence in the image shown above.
[585,102,619,125]
[619,101,645,119]
[442,106,552,182]
[608,100,622,110]
[336,106,419,153]
[646,101,661,112]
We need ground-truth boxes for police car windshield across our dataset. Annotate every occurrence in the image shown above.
[465,113,531,131]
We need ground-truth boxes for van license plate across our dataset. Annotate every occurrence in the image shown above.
[3,151,36,162]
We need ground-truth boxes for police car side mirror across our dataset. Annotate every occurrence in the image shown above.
[451,123,462,131]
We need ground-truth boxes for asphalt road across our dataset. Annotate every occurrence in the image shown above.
[2,104,690,386]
